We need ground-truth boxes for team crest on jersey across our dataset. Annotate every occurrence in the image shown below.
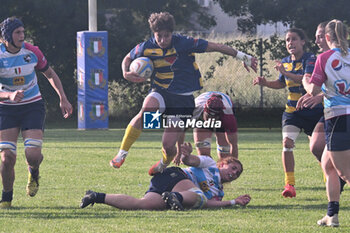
[13,76,25,85]
[334,80,350,96]
[89,102,107,121]
[332,59,342,71]
[23,54,31,63]
[87,37,105,57]
[88,69,106,89]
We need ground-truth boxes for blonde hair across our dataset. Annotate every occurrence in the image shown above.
[326,19,349,56]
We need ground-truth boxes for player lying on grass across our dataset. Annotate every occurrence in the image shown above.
[81,142,251,210]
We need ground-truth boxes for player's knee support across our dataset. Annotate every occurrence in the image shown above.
[188,187,207,209]
[283,147,294,152]
[195,138,211,149]
[24,138,43,150]
[0,141,17,154]
[217,145,230,154]
[282,125,300,142]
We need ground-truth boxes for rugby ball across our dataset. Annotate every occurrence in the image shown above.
[129,57,154,79]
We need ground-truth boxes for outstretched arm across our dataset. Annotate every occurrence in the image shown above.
[253,76,286,89]
[42,66,72,118]
[205,194,251,208]
[206,42,258,73]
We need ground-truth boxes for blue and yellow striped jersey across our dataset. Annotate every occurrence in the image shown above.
[129,34,208,94]
[278,52,319,113]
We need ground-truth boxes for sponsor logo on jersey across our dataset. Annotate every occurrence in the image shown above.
[23,54,31,63]
[331,59,342,71]
[13,76,25,85]
[335,80,350,96]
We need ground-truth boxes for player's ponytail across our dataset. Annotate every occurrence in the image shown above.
[326,19,349,56]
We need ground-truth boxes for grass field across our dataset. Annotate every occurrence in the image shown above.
[0,127,349,233]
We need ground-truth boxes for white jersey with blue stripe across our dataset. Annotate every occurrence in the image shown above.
[183,155,224,200]
[0,42,48,105]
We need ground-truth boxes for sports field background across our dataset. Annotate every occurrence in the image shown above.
[1,127,349,232]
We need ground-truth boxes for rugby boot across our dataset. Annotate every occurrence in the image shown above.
[162,192,184,211]
[317,214,339,227]
[148,160,167,176]
[110,150,128,168]
[80,190,97,208]
[0,200,11,209]
[282,184,296,198]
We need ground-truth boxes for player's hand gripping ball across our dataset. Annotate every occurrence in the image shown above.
[129,57,154,79]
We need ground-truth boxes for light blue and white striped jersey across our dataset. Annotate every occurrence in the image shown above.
[0,42,48,105]
[183,156,224,200]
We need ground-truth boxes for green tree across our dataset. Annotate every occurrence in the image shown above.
[214,0,350,39]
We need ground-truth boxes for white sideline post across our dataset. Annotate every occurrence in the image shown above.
[88,0,97,31]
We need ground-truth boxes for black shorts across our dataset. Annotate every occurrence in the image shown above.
[154,88,195,120]
[146,167,189,195]
[0,100,45,131]
[282,108,323,136]
[325,115,350,151]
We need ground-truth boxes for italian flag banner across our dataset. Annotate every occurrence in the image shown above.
[79,103,84,120]
[93,71,103,86]
[91,40,102,54]
[78,71,84,86]
[93,104,104,118]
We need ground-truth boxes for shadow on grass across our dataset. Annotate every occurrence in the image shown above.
[1,206,196,219]
[245,204,350,211]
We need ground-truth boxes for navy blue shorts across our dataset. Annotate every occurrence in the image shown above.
[282,108,323,136]
[0,100,46,131]
[155,88,195,120]
[146,167,189,195]
[318,116,325,124]
[325,115,350,151]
